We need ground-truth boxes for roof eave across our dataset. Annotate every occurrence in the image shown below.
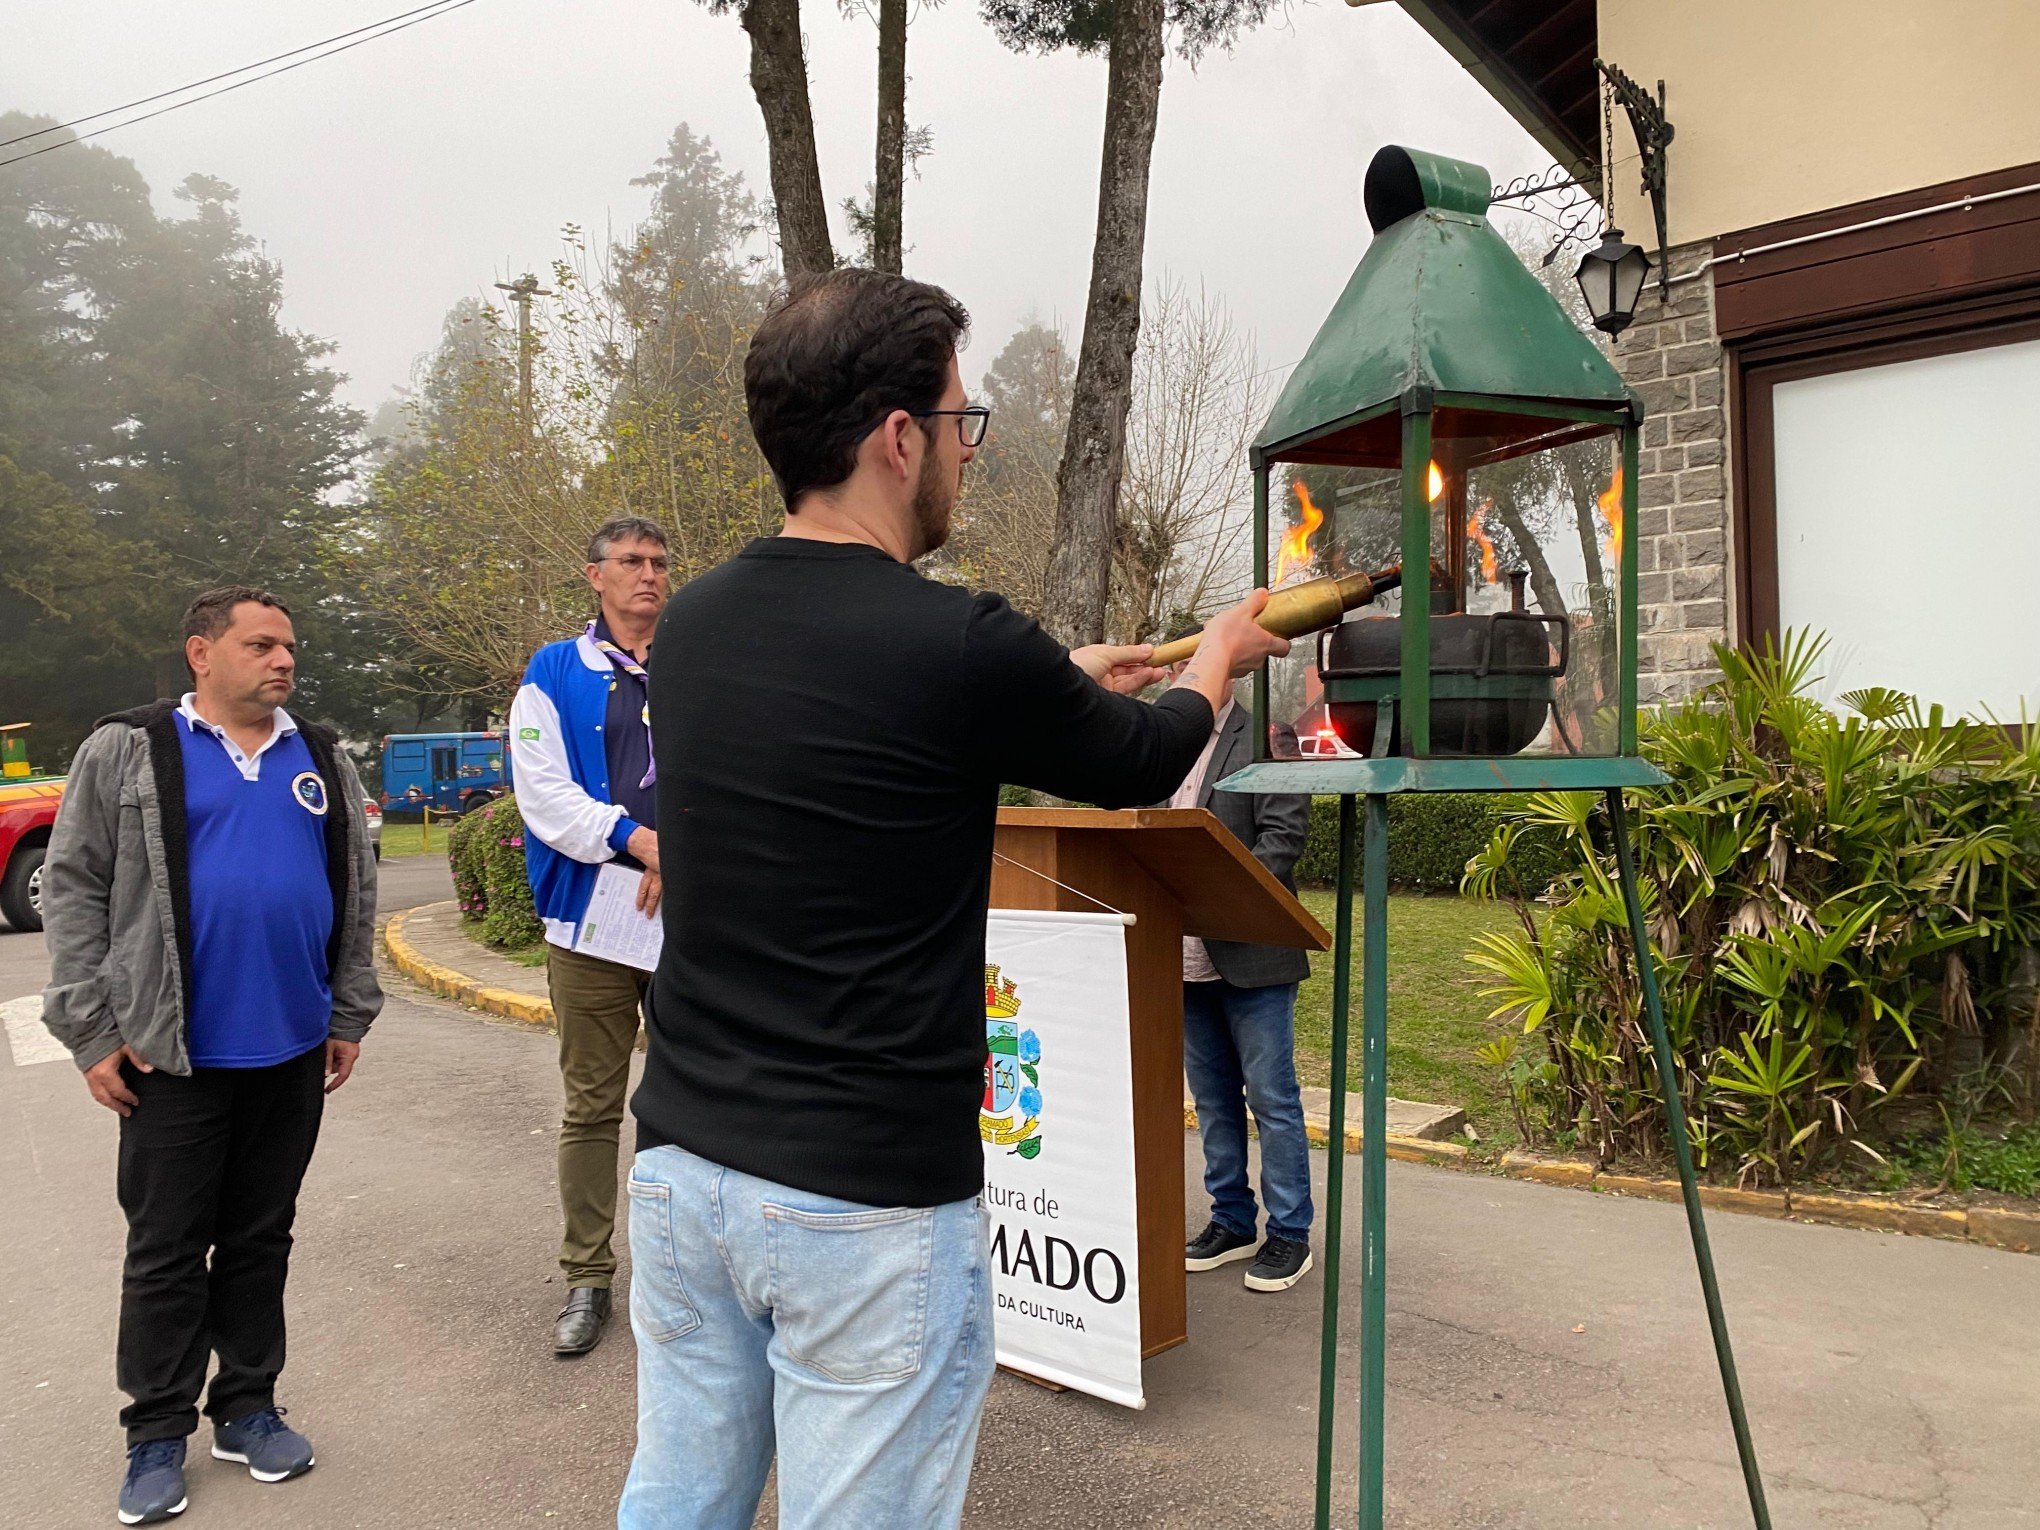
[1388,0,1599,191]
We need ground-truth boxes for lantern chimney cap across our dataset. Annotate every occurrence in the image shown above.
[1364,145,1492,231]
[1256,142,1631,463]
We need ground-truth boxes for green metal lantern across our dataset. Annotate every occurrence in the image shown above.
[1218,146,1771,1530]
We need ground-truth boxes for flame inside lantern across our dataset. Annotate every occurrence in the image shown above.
[1427,460,1445,501]
[1599,464,1626,564]
[1275,479,1326,586]
[1468,497,1500,585]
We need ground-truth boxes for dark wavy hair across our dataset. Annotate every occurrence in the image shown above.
[743,268,970,509]
[181,585,292,679]
[182,585,291,644]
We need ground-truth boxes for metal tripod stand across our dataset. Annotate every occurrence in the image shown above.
[1302,786,1772,1529]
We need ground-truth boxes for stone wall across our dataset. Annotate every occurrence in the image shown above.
[1607,240,1733,702]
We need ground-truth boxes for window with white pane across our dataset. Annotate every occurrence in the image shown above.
[1772,336,2040,718]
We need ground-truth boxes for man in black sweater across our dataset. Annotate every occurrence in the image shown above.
[620,269,1286,1530]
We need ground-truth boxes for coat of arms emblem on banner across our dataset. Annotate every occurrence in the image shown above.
[980,965,1043,1159]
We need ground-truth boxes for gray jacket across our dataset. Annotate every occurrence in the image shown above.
[1163,702,1313,988]
[40,699,383,1075]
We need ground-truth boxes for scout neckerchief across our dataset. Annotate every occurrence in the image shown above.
[586,619,655,788]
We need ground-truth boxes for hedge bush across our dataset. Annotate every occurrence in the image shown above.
[448,794,544,950]
[1294,793,1566,893]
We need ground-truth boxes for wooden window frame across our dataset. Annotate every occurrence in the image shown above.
[1721,163,2040,649]
[1733,297,2040,644]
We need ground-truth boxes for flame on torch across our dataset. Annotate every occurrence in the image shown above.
[1598,463,1626,565]
[1275,479,1326,586]
[1468,497,1500,585]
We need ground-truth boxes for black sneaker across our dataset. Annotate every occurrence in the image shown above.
[1244,1235,1314,1292]
[1185,1220,1261,1271]
[118,1438,187,1525]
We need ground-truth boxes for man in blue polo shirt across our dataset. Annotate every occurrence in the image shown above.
[41,586,382,1525]
[508,515,670,1357]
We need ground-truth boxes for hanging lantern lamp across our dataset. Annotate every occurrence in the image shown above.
[1575,226,1653,336]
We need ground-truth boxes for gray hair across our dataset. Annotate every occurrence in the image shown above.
[585,515,670,566]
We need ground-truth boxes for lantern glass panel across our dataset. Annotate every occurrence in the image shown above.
[1271,410,1629,762]
[1261,465,1407,758]
[1458,423,1623,759]
[1611,245,1650,322]
[1575,251,1617,324]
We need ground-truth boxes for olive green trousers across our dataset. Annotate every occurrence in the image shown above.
[545,943,648,1289]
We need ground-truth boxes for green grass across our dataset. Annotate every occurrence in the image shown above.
[1875,1122,2040,1198]
[377,821,459,858]
[451,911,548,966]
[1293,889,1520,1146]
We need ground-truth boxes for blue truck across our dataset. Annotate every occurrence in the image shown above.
[380,731,512,815]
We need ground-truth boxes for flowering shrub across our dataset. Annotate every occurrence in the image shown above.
[447,794,543,950]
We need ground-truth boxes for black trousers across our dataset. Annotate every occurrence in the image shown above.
[115,1046,326,1445]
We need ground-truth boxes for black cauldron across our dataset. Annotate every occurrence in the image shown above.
[1319,611,1568,757]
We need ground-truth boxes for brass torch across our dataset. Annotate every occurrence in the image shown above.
[1148,564,1405,667]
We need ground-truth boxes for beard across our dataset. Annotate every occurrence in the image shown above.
[910,447,956,558]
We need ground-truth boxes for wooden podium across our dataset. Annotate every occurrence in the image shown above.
[991,808,1331,1359]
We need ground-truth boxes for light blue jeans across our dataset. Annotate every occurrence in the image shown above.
[618,1144,996,1530]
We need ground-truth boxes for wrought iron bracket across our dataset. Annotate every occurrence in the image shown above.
[1488,167,1606,267]
[1596,59,1675,301]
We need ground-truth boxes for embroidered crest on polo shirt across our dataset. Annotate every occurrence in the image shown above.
[291,771,329,816]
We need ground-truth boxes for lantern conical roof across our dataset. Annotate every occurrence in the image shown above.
[1255,146,1631,465]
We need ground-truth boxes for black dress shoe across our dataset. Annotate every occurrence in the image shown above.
[553,1287,613,1356]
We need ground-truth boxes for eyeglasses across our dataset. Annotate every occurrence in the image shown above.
[911,406,991,448]
[603,554,670,576]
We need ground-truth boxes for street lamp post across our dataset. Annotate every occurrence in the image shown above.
[493,273,552,433]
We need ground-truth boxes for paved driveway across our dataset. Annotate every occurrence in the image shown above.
[2,854,2036,1527]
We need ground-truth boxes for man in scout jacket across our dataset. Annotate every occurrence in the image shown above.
[507,514,670,1357]
[40,586,382,1525]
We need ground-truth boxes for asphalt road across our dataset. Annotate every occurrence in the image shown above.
[4,855,2038,1528]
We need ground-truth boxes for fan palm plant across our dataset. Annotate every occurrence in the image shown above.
[1465,632,2040,1184]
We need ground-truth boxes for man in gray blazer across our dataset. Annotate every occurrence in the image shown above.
[1158,632,1317,1292]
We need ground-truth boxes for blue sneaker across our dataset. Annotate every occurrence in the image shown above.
[210,1406,315,1483]
[117,1438,187,1524]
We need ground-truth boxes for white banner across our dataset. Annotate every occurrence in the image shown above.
[981,909,1146,1409]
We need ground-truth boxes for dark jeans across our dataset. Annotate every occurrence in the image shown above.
[116,1045,326,1445]
[1183,978,1314,1244]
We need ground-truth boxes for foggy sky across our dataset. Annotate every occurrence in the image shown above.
[10,0,1557,416]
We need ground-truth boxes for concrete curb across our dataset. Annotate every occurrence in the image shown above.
[1508,1151,2038,1255]
[381,906,555,1029]
[1181,1102,1471,1167]
[382,909,2038,1256]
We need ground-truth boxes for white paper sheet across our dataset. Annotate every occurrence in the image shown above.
[571,863,663,972]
